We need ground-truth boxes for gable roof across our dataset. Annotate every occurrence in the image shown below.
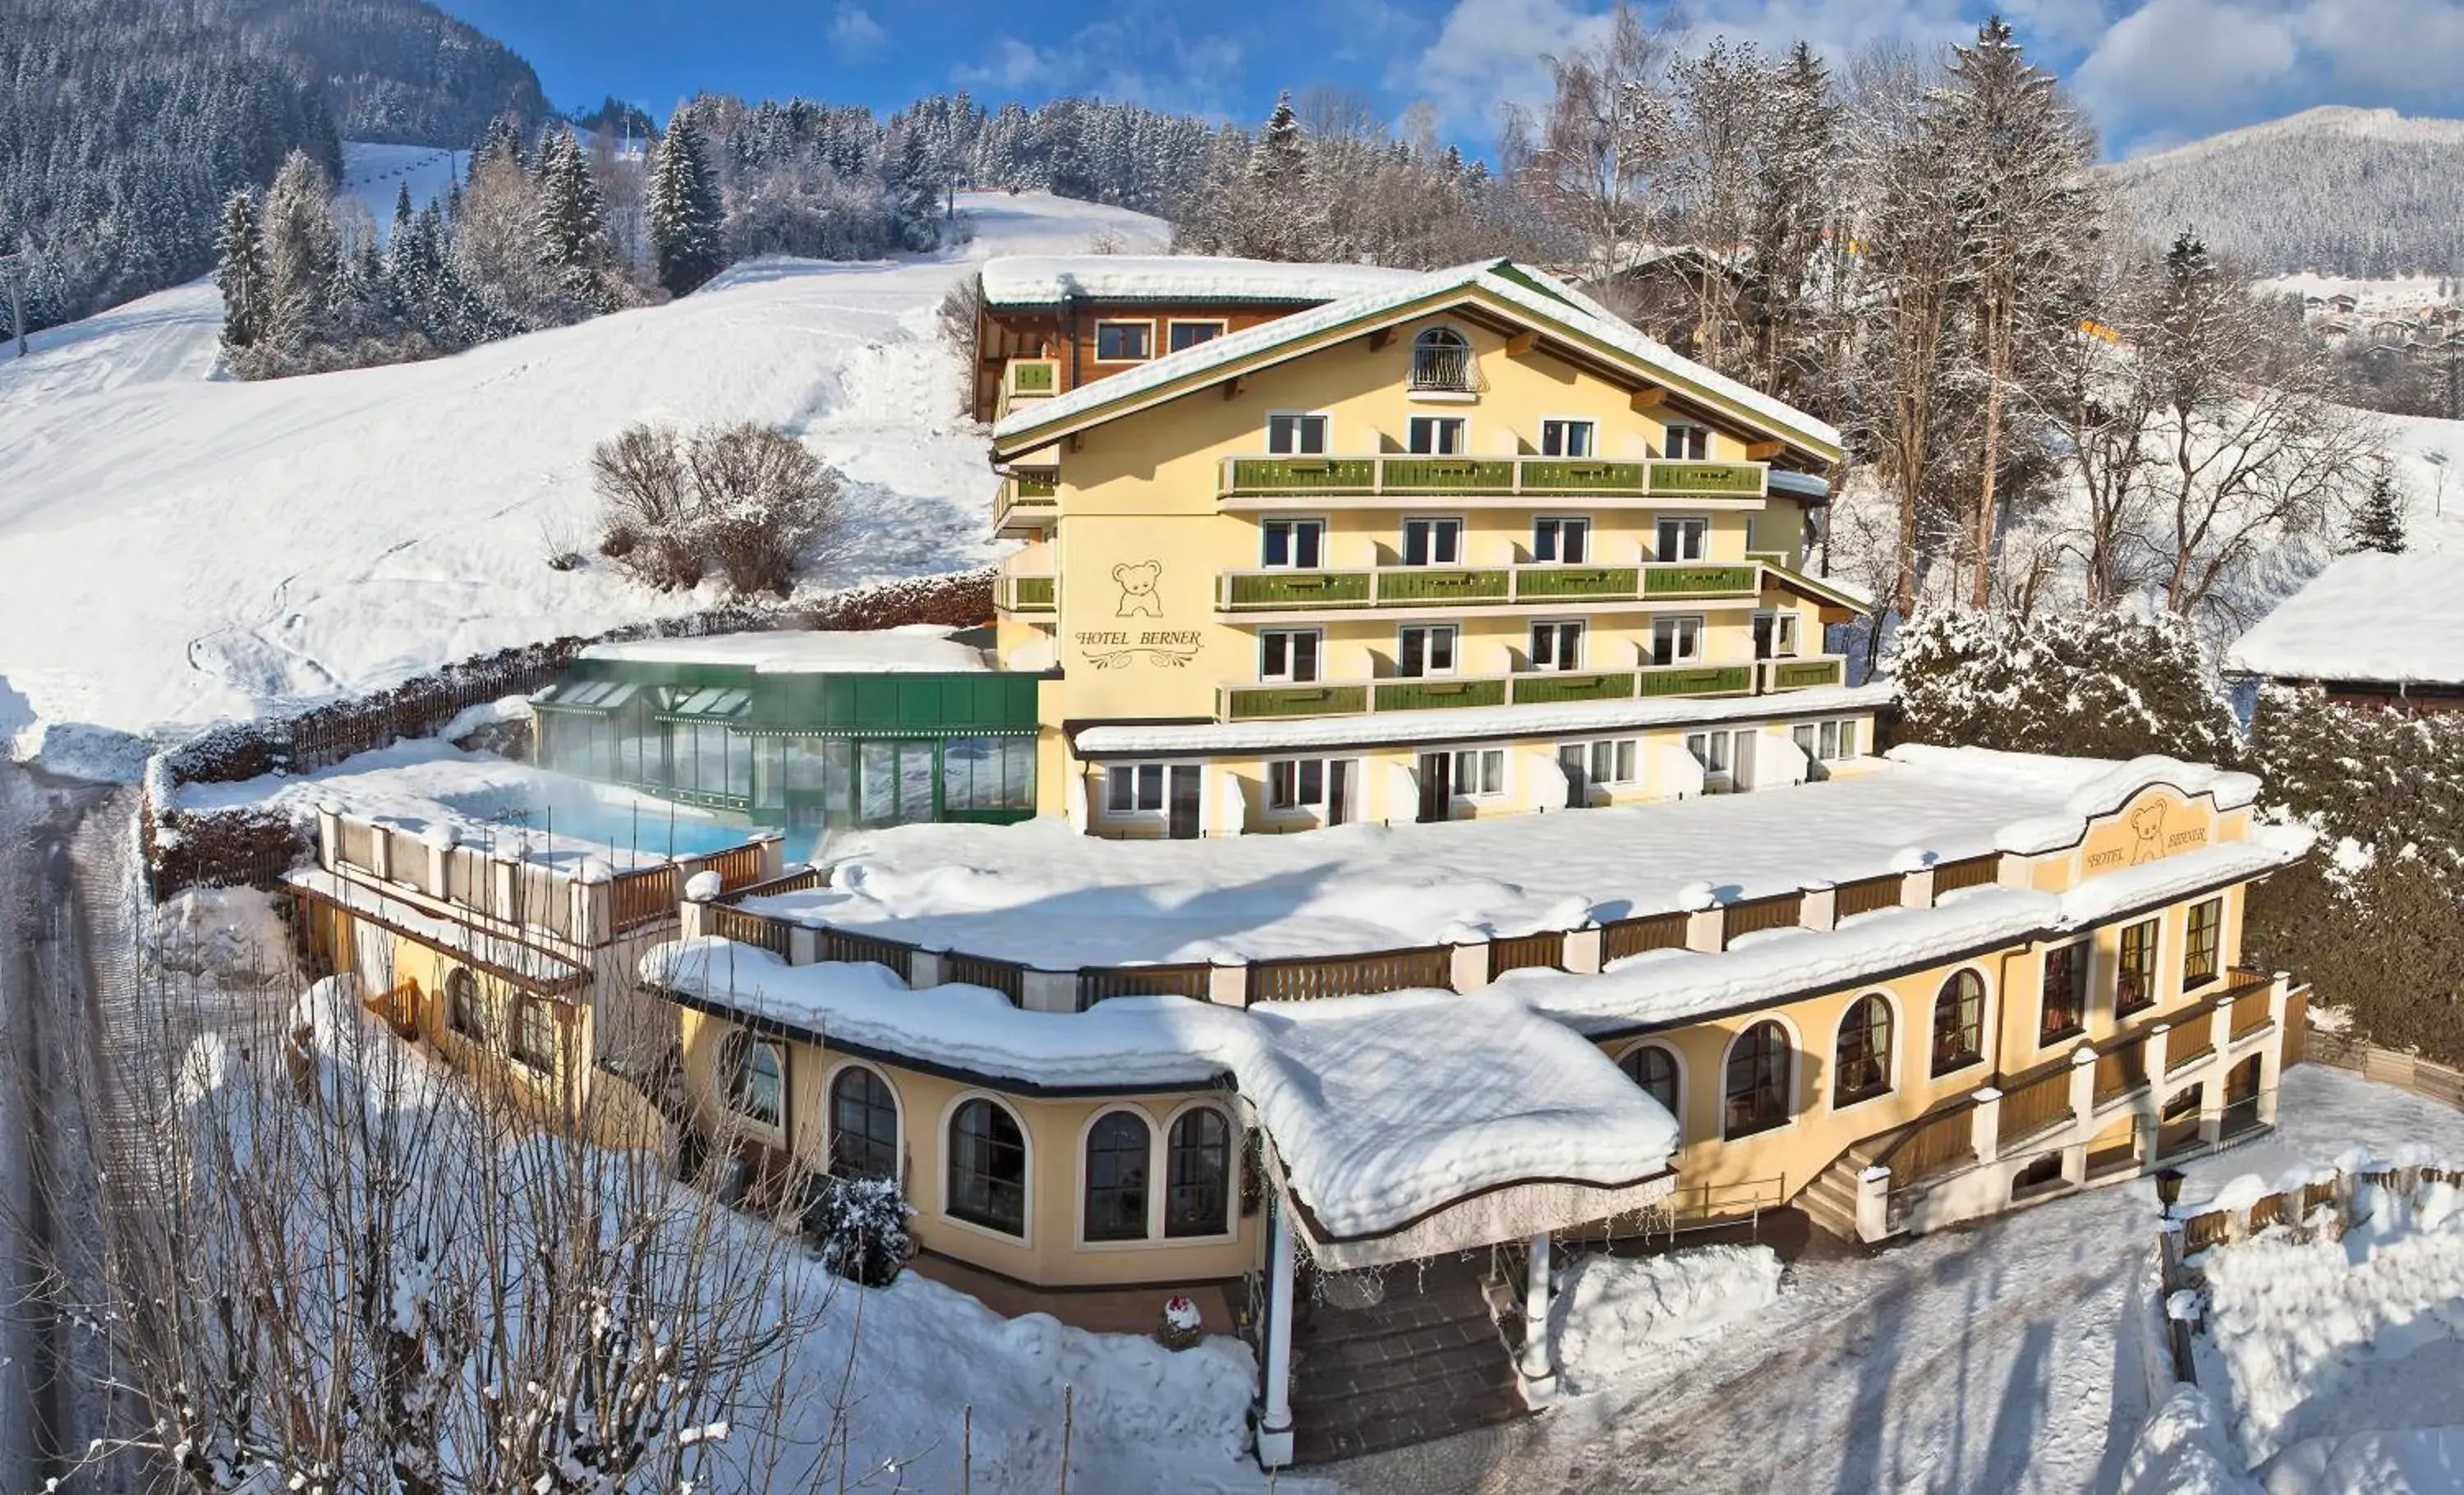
[979,255,1426,308]
[989,258,1843,465]
[2227,551,2464,685]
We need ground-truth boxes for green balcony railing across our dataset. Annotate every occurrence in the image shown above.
[1224,458,1381,493]
[1005,575,1055,612]
[1517,460,1650,493]
[1511,670,1638,705]
[1014,469,1058,499]
[1379,458,1519,492]
[1221,570,1374,610]
[1514,565,1640,601]
[1006,360,1056,395]
[1639,664,1754,697]
[1374,678,1507,712]
[1219,454,1768,501]
[1222,684,1370,720]
[1376,567,1510,605]
[1765,656,1846,691]
[1649,462,1764,496]
[1643,564,1758,599]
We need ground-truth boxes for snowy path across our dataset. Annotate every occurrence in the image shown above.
[1330,1065,2464,1495]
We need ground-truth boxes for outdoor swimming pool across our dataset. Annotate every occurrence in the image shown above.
[437,780,820,865]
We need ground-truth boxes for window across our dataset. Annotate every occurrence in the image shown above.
[1561,739,1638,795]
[1409,326,1473,391]
[1655,517,1708,561]
[1725,1022,1792,1138]
[829,1066,900,1180]
[1452,748,1505,797]
[1664,422,1708,460]
[2184,899,2223,990]
[1165,1107,1233,1238]
[1835,994,1895,1104]
[1262,518,1324,568]
[1651,615,1703,666]
[2117,918,2158,1015]
[1267,758,1327,810]
[1406,416,1466,454]
[1106,762,1167,813]
[1533,517,1590,564]
[446,968,486,1042]
[1686,729,1738,780]
[1932,971,1986,1076]
[1397,624,1457,677]
[1266,413,1330,455]
[1540,419,1595,458]
[511,996,559,1072]
[1083,1111,1151,1242]
[948,1098,1027,1236]
[1259,628,1320,683]
[2041,941,2089,1042]
[940,737,1036,815]
[1094,320,1152,361]
[1792,719,1862,775]
[1402,518,1462,565]
[721,1029,783,1129]
[1167,320,1225,352]
[1530,620,1584,672]
[1619,1045,1682,1135]
[1753,610,1801,659]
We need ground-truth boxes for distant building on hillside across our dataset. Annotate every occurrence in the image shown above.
[2227,551,2464,711]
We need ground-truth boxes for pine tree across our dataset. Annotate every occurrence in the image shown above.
[214,187,266,352]
[647,111,724,297]
[2346,463,2409,553]
[257,149,339,359]
[533,126,612,307]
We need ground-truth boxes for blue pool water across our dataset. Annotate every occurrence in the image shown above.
[439,782,819,865]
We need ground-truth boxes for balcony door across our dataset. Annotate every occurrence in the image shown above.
[1416,752,1454,823]
[1167,765,1202,840]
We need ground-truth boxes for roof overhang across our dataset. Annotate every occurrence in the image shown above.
[1289,1166,1677,1272]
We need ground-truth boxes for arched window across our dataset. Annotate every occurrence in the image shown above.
[1617,1045,1683,1134]
[1083,1110,1152,1241]
[511,995,559,1073]
[829,1066,899,1180]
[1409,326,1472,391]
[949,1098,1027,1236]
[1724,1021,1792,1138]
[445,968,486,1041]
[1932,971,1986,1076]
[1165,1107,1233,1238]
[721,1028,783,1129]
[1834,994,1895,1105]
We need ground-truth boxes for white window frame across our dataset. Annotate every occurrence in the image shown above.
[1257,628,1321,684]
[1663,421,1709,460]
[1397,623,1458,678]
[722,1028,787,1141]
[1266,757,1331,811]
[1266,411,1330,456]
[1539,417,1597,458]
[1754,609,1802,659]
[1655,516,1709,562]
[1450,747,1506,799]
[1529,619,1586,672]
[1651,614,1704,666]
[1103,761,1170,817]
[1260,516,1326,569]
[1165,318,1227,353]
[1401,516,1464,567]
[1092,319,1154,363]
[1532,515,1591,564]
[1406,415,1466,454]
[1687,728,1743,785]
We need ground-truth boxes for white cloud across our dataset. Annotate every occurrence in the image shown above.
[955,18,1247,117]
[1388,0,1620,140]
[2073,0,2299,129]
[828,3,890,63]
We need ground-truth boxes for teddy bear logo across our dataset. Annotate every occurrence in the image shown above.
[2129,801,2167,865]
[1113,559,1163,619]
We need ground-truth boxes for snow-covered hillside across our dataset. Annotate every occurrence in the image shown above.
[0,188,1163,768]
[336,141,469,243]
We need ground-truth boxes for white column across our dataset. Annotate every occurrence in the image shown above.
[1519,1230,1556,1404]
[1256,1194,1298,1468]
[2063,1044,2098,1184]
[1970,1087,2004,1166]
[1855,1165,1892,1240]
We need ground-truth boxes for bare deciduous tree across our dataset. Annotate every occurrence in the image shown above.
[591,421,844,597]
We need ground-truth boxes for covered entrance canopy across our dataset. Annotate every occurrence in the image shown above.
[1235,990,1679,1271]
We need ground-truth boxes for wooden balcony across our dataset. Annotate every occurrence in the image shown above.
[1218,453,1769,503]
[993,467,1058,531]
[1760,656,1846,692]
[1004,359,1057,398]
[1216,561,1761,614]
[1217,661,1757,721]
[996,573,1055,614]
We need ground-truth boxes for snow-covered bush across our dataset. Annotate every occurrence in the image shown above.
[1889,606,2241,765]
[592,420,845,598]
[804,1173,916,1288]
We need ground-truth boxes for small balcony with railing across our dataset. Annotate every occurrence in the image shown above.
[1218,640,1766,722]
[992,466,1059,535]
[994,357,1060,421]
[996,567,1056,616]
[1218,453,1770,507]
[1214,559,1763,620]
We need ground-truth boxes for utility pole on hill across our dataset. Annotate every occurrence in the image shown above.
[0,252,25,359]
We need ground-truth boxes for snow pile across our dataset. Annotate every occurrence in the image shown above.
[1548,1245,1784,1392]
[578,623,990,674]
[2227,552,2464,686]
[149,886,294,987]
[2119,1385,2262,1495]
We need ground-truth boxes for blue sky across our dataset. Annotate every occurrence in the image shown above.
[434,0,2464,158]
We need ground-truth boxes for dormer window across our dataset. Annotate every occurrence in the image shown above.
[1410,328,1473,392]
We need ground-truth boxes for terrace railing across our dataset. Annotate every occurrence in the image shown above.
[1488,930,1566,979]
[1216,561,1760,613]
[1930,855,2002,897]
[1833,874,1903,921]
[1997,1066,2074,1148]
[612,866,682,931]
[1078,963,1215,1008]
[1600,910,1689,963]
[1251,945,1455,1005]
[1219,662,1758,722]
[1218,454,1768,502]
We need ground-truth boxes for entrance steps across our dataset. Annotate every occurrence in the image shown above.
[1798,1155,1868,1242]
[1289,1253,1527,1465]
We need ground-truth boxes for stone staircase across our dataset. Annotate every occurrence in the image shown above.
[1289,1253,1528,1465]
[1798,1153,1867,1242]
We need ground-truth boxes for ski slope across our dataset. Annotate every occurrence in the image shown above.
[0,186,1164,770]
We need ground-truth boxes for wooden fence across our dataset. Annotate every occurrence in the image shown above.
[1833,875,1903,920]
[1931,854,2001,896]
[1078,964,1213,1008]
[708,904,791,957]
[612,866,681,930]
[1873,1103,1975,1192]
[814,927,915,980]
[1602,911,1688,963]
[1997,1067,2073,1147]
[943,951,1027,1005]
[1722,893,1802,944]
[1488,930,1566,979]
[2305,1031,2464,1108]
[1251,945,1453,1005]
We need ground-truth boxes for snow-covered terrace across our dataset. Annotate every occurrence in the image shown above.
[754,746,2271,969]
[574,623,992,675]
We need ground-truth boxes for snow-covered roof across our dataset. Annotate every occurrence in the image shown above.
[2225,553,2464,685]
[289,867,592,991]
[761,747,2268,968]
[1073,680,1895,758]
[642,938,1676,1244]
[990,260,1844,463]
[579,625,991,675]
[978,255,1425,308]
